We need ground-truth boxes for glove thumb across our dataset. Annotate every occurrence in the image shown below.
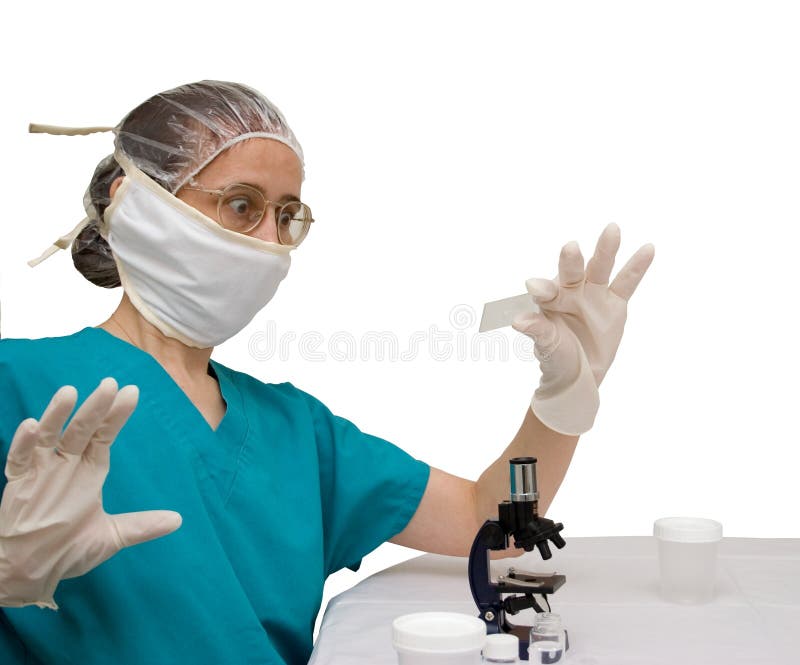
[525,277,559,303]
[110,510,183,549]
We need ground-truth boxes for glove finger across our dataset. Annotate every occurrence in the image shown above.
[60,378,119,455]
[5,419,40,479]
[512,312,559,356]
[558,241,585,286]
[36,385,78,444]
[87,385,140,463]
[586,223,621,285]
[524,277,559,304]
[109,510,183,550]
[609,243,655,301]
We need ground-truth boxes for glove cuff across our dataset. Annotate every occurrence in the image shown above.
[0,586,59,610]
[531,348,600,436]
[0,560,60,610]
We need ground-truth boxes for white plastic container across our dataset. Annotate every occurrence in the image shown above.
[654,516,723,604]
[392,612,487,664]
[482,633,519,662]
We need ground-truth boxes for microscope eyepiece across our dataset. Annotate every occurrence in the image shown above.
[509,457,539,503]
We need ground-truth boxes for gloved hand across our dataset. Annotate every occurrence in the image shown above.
[512,224,655,436]
[0,378,182,609]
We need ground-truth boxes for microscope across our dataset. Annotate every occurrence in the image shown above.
[468,457,569,661]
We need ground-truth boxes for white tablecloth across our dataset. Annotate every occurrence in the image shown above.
[309,537,800,664]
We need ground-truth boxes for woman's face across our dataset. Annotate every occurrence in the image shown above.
[176,137,303,244]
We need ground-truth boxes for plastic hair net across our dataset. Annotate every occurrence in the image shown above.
[64,80,304,287]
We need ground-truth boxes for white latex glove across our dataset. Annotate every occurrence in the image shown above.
[0,378,182,609]
[512,224,655,436]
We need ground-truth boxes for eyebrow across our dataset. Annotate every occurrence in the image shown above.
[239,181,301,203]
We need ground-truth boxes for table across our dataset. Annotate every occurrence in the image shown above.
[309,536,800,664]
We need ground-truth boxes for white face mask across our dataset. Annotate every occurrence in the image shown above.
[102,153,292,348]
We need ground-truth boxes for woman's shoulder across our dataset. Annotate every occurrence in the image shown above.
[0,328,96,370]
[0,330,111,437]
[0,329,134,400]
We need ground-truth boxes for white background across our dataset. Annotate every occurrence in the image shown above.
[1,0,798,644]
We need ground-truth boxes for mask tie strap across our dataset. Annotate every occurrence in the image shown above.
[28,123,115,136]
[27,217,91,267]
[26,122,115,267]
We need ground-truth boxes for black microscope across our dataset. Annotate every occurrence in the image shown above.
[468,457,569,661]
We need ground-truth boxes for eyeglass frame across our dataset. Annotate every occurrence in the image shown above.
[181,178,314,244]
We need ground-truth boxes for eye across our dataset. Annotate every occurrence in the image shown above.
[219,186,266,231]
[225,195,256,218]
[276,202,312,246]
[278,208,294,226]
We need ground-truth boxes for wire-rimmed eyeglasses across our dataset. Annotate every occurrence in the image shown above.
[183,180,314,246]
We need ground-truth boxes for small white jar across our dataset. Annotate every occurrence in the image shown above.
[392,612,487,665]
[654,516,723,604]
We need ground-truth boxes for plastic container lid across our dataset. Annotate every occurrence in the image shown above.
[392,612,487,652]
[653,517,723,543]
[483,633,519,659]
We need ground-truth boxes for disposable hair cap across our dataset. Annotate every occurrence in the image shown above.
[111,80,305,193]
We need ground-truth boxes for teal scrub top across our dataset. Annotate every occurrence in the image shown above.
[0,328,431,665]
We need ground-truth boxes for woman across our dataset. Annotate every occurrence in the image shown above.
[0,81,654,665]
